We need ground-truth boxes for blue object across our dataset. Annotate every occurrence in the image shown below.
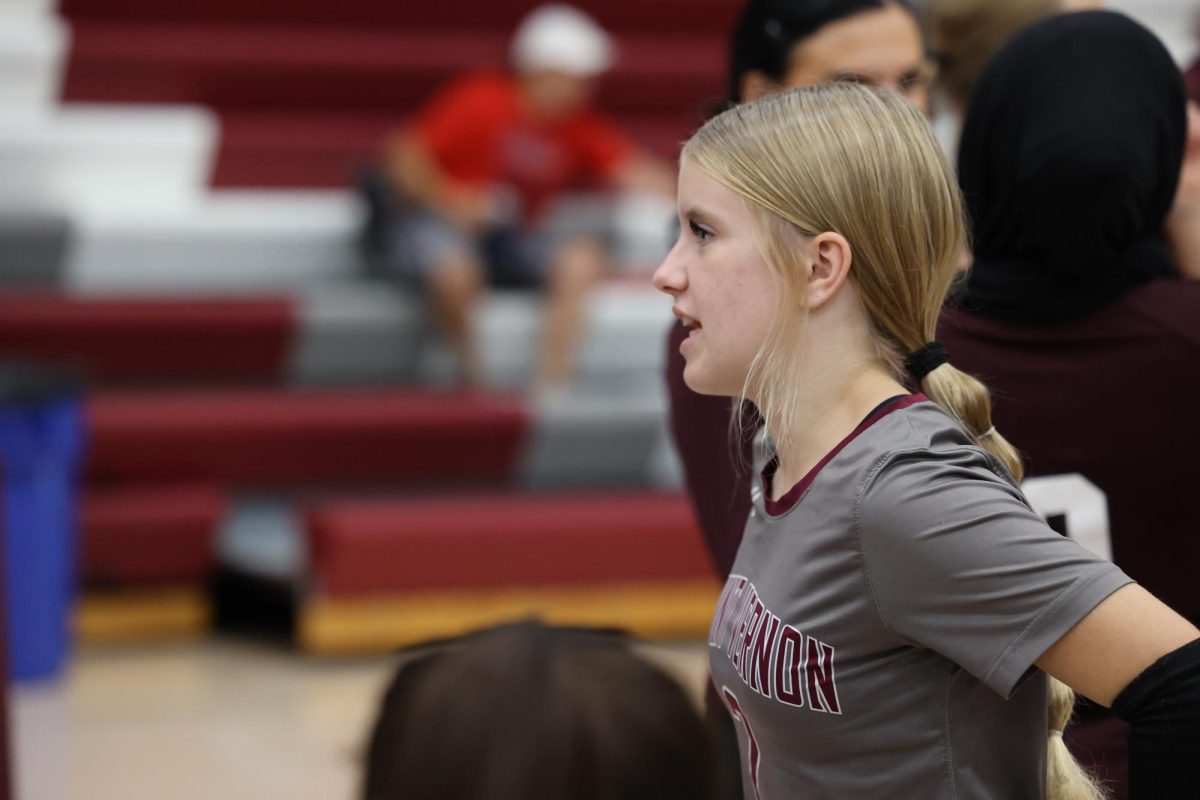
[0,368,85,683]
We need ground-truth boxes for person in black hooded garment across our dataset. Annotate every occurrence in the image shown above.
[939,11,1200,798]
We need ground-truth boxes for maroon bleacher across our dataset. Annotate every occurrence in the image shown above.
[213,112,398,189]
[57,0,740,187]
[306,491,712,596]
[59,0,740,37]
[63,26,722,116]
[82,483,225,585]
[41,0,721,634]
[86,389,529,487]
[212,111,694,188]
[0,296,294,383]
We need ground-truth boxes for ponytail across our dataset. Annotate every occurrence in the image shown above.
[915,358,1106,800]
[917,361,1025,482]
[1046,677,1109,800]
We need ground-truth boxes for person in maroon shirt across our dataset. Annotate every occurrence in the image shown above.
[938,13,1198,798]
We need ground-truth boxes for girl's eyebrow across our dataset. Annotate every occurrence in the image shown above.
[682,205,718,226]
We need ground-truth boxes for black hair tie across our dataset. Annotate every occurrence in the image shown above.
[904,342,950,381]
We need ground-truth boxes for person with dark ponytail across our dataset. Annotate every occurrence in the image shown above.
[939,11,1200,798]
[654,81,1199,798]
[726,0,930,108]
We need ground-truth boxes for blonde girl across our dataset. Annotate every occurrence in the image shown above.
[654,83,1199,799]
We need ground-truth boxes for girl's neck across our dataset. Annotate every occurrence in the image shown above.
[765,365,908,503]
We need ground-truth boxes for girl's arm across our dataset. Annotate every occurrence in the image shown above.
[1036,584,1200,798]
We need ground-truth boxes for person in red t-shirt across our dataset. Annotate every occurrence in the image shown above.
[385,5,672,389]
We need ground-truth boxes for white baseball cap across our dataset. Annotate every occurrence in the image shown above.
[510,5,614,77]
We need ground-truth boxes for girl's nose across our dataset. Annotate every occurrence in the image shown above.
[652,242,687,295]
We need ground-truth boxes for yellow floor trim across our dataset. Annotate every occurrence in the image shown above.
[299,580,721,655]
[76,587,211,644]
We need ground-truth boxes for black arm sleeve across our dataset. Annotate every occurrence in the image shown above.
[1110,637,1200,799]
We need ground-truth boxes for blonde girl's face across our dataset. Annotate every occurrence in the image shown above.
[653,161,783,397]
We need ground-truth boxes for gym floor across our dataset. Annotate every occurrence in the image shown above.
[10,638,710,800]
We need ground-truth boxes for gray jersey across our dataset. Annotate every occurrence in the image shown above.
[707,396,1131,800]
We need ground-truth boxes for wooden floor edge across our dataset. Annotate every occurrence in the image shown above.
[299,580,721,655]
[75,587,212,644]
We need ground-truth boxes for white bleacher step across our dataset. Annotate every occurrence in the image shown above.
[473,282,672,390]
[0,12,67,108]
[67,190,363,293]
[518,390,670,489]
[287,281,670,390]
[0,212,71,288]
[0,103,216,215]
[288,282,426,386]
[2,0,58,18]
[647,428,686,490]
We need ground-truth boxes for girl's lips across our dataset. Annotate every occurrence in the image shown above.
[672,306,702,330]
[679,325,699,355]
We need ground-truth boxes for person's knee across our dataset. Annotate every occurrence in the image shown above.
[429,255,483,300]
[549,236,607,292]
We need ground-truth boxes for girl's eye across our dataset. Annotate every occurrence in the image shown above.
[689,220,713,242]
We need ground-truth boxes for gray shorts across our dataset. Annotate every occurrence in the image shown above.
[384,210,554,290]
[383,194,618,289]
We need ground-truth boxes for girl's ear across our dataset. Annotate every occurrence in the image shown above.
[806,232,853,310]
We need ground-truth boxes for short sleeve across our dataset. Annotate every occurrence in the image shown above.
[855,447,1133,697]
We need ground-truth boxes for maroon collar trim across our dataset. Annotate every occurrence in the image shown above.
[761,394,928,518]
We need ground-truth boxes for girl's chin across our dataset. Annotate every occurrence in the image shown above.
[682,364,739,398]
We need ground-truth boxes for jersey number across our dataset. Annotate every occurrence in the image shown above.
[722,686,763,800]
[1019,473,1112,561]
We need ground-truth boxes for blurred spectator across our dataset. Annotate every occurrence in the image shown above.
[380,5,673,391]
[938,12,1199,798]
[926,0,1058,115]
[1169,36,1200,280]
[924,0,1200,281]
[728,0,931,110]
[361,620,715,800]
[925,0,1101,115]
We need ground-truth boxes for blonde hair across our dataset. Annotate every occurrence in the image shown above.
[683,83,1103,800]
[1048,678,1110,800]
[926,0,1064,109]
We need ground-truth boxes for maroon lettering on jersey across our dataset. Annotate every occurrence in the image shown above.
[727,588,760,666]
[722,581,756,658]
[806,636,842,715]
[712,576,844,714]
[747,613,781,698]
[774,626,806,708]
[737,599,767,677]
[723,687,764,800]
[709,576,748,648]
